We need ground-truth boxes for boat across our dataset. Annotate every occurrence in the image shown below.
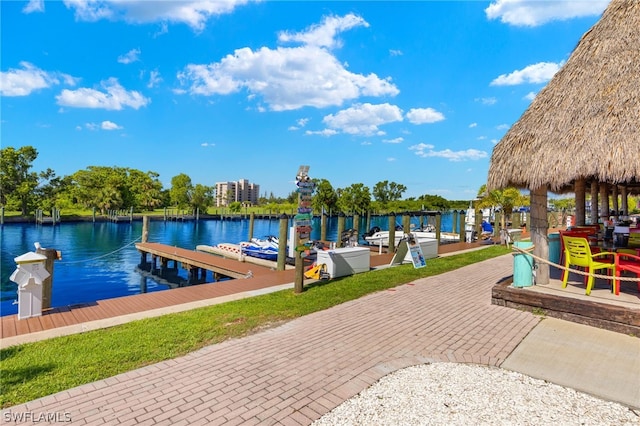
[241,245,279,261]
[244,235,279,250]
[362,224,450,247]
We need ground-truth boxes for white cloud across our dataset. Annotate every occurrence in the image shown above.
[177,14,398,111]
[118,48,141,64]
[361,141,372,146]
[278,13,368,49]
[496,124,509,130]
[476,97,497,106]
[524,91,537,101]
[322,103,403,136]
[491,62,563,86]
[85,122,98,131]
[289,118,309,131]
[201,142,215,147]
[0,62,77,96]
[56,78,150,110]
[409,143,488,162]
[62,0,251,31]
[406,107,445,124]
[469,123,478,128]
[147,70,162,88]
[485,0,608,27]
[389,49,403,56]
[305,129,338,137]
[101,120,122,130]
[382,137,403,144]
[23,0,44,13]
[387,157,397,162]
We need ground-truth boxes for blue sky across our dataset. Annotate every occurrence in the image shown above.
[1,0,609,200]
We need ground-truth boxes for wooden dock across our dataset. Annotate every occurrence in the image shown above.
[135,242,274,282]
[0,241,484,343]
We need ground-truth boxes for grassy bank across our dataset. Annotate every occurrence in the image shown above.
[1,245,510,408]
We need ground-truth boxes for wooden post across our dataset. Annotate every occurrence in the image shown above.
[612,185,619,217]
[321,212,327,242]
[590,180,599,224]
[402,213,410,234]
[475,204,482,239]
[574,178,586,226]
[388,212,396,253]
[0,206,3,226]
[599,182,609,222]
[621,186,629,216]
[249,212,255,241]
[458,212,464,238]
[531,186,549,285]
[277,214,288,271]
[353,213,360,237]
[164,207,167,221]
[294,250,304,294]
[130,206,133,222]
[452,210,458,234]
[435,213,442,245]
[142,215,149,243]
[366,211,371,234]
[36,247,59,310]
[337,213,346,248]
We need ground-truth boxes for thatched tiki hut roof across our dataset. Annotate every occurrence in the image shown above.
[487,0,640,285]
[488,0,639,192]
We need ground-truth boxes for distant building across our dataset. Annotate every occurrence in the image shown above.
[215,179,259,207]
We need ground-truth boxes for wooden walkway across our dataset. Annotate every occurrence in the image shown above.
[135,242,273,281]
[0,241,483,342]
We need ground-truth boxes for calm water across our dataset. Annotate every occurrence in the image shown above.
[1,214,455,316]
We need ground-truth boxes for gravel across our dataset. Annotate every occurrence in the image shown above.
[312,363,640,426]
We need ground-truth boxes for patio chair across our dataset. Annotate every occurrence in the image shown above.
[558,229,595,273]
[614,252,640,296]
[562,235,616,295]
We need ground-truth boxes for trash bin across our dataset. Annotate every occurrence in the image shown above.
[512,242,534,287]
[548,233,561,264]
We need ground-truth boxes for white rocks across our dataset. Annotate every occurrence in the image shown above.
[312,363,639,426]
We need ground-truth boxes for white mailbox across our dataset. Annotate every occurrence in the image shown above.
[10,252,50,320]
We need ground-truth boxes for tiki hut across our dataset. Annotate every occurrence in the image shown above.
[487,0,640,284]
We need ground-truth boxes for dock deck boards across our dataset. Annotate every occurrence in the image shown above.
[0,241,483,341]
[135,242,274,280]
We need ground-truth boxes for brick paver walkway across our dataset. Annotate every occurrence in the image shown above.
[2,255,540,425]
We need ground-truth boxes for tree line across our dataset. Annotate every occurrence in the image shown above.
[1,145,476,217]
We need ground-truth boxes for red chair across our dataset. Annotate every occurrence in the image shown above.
[614,253,640,295]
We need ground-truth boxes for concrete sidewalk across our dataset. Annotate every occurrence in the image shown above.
[1,255,638,425]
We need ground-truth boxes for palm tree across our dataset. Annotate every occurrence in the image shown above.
[477,184,528,241]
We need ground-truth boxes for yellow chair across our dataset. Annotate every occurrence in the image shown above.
[562,235,616,295]
[628,232,640,248]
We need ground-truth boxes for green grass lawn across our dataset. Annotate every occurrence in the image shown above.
[0,245,510,408]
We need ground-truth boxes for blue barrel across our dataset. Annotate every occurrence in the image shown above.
[513,242,534,287]
[548,233,561,264]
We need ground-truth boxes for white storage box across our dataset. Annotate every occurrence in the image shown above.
[403,239,438,263]
[316,247,371,278]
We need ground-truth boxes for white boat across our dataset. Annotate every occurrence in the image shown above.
[363,224,454,247]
